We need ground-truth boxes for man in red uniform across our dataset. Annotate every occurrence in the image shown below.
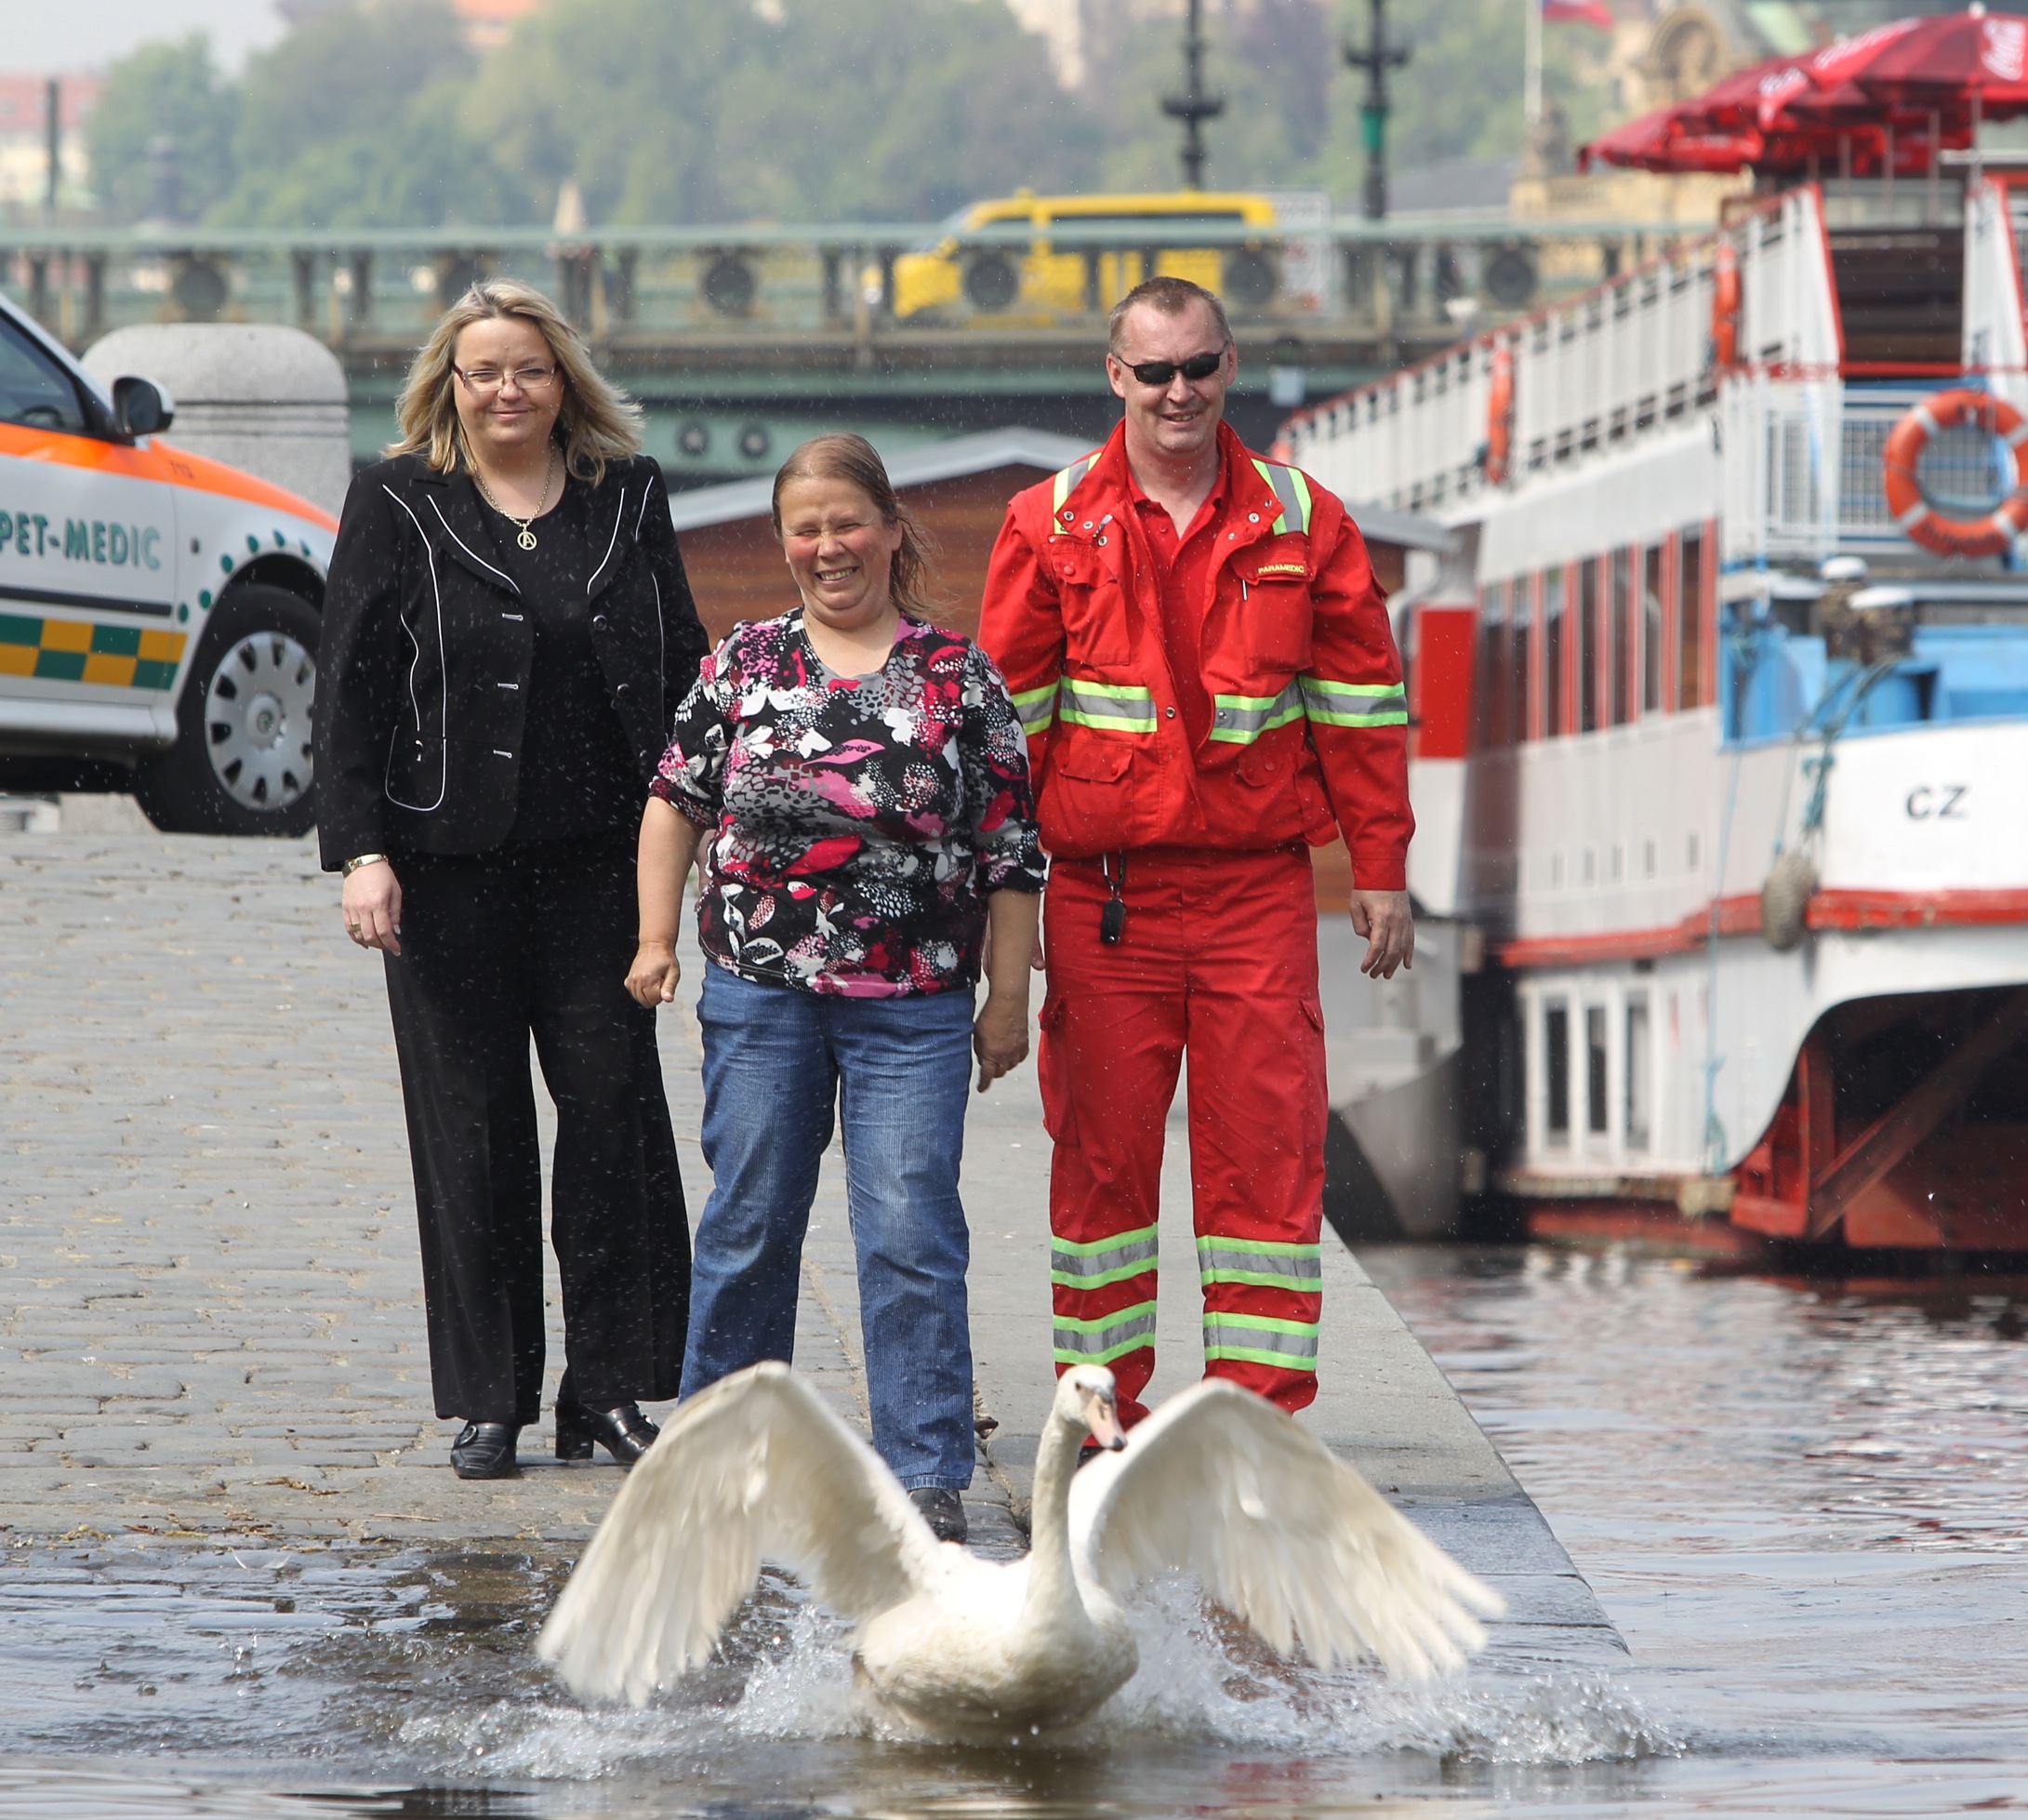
[978,275,1413,1427]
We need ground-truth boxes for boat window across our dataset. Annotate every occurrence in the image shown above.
[1511,575,1532,744]
[1679,527,1705,711]
[1642,545,1664,713]
[0,314,86,433]
[1579,558,1600,733]
[1475,580,1509,748]
[1585,1005,1609,1136]
[1544,1000,1571,1144]
[1610,548,1632,726]
[1625,994,1651,1151]
[1543,567,1566,737]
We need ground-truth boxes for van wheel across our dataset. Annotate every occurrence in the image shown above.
[136,584,319,837]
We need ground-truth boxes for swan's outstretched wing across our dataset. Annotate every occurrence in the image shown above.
[537,1362,940,1704]
[1067,1378,1505,1681]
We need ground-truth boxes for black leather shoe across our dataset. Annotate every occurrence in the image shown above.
[450,1421,520,1480]
[556,1399,658,1467]
[910,1487,967,1544]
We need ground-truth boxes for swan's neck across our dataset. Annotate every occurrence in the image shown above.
[1022,1413,1088,1619]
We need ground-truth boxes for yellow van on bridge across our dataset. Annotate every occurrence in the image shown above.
[891,191,1285,323]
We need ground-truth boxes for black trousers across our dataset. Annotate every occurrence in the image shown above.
[382,839,688,1425]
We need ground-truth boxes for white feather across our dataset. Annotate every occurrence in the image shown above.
[1067,1378,1504,1680]
[537,1362,937,1706]
[537,1362,1505,1731]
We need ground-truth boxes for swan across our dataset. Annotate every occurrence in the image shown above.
[537,1360,1504,1739]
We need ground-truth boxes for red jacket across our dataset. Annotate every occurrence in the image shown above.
[977,421,1412,890]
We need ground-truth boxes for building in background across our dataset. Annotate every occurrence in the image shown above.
[0,74,98,216]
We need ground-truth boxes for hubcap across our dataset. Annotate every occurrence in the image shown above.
[205,631,315,813]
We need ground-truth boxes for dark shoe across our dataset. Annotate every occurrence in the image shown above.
[556,1398,658,1468]
[910,1487,967,1544]
[450,1421,520,1480]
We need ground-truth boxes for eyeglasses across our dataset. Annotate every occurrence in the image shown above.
[1118,348,1227,387]
[453,364,560,396]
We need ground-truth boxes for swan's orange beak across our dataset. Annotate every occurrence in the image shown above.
[1083,1390,1126,1452]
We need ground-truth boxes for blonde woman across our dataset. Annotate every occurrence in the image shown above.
[315,280,709,1480]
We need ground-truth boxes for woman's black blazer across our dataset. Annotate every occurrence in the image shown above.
[314,451,709,870]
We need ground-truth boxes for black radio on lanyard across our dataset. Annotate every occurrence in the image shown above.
[1100,854,1127,945]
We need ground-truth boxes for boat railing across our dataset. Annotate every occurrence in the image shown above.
[1287,191,1836,516]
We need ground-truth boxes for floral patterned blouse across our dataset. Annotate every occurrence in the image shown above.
[652,607,1046,997]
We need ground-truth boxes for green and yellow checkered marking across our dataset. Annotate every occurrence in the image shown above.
[0,613,185,690]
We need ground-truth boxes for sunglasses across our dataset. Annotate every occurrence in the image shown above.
[1120,348,1227,387]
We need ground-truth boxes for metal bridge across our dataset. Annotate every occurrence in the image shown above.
[2,212,1706,484]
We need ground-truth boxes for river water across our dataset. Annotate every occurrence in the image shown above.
[3,1244,2025,1818]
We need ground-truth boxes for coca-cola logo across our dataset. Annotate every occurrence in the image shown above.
[1809,16,1921,83]
[1982,17,2026,81]
[1757,66,1809,129]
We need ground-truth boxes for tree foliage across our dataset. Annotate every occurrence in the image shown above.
[84,35,239,222]
[85,0,1615,228]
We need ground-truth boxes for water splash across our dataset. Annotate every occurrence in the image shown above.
[386,1574,1676,1782]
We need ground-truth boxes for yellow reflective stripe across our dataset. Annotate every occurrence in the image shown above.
[1202,1311,1320,1367]
[1054,1301,1158,1364]
[1052,1223,1159,1289]
[1197,1236,1323,1289]
[1209,684,1304,745]
[1009,681,1058,735]
[1059,679,1156,733]
[1300,676,1408,728]
[1052,453,1102,515]
[1249,458,1313,536]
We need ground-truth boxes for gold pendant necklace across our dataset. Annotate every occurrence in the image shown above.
[472,446,557,551]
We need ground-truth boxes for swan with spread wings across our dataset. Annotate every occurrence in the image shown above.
[537,1360,1504,1738]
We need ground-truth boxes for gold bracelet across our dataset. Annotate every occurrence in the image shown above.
[342,852,391,876]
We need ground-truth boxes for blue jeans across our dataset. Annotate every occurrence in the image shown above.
[685,964,976,1490]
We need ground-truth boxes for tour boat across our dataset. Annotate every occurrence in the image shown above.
[1286,176,2028,1252]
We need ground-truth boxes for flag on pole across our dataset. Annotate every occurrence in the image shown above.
[1544,0,1614,29]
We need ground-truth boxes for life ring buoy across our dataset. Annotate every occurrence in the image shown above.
[1711,242,1742,373]
[1883,389,2028,559]
[1483,340,1514,485]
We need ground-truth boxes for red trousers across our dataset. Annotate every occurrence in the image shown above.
[1040,845,1327,1427]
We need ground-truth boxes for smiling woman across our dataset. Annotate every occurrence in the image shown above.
[313,279,710,1485]
[629,432,1045,1545]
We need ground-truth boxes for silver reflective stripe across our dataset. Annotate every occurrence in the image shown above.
[1202,1313,1321,1366]
[1054,1302,1159,1365]
[1299,675,1409,728]
[1209,683,1304,745]
[1059,679,1156,733]
[1196,1238,1322,1288]
[1010,681,1058,735]
[1052,1224,1158,1290]
[1052,454,1102,515]
[1249,458,1314,535]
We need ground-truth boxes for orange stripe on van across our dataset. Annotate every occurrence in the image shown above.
[0,422,339,533]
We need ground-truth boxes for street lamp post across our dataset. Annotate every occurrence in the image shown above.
[1345,0,1411,221]
[1161,0,1226,191]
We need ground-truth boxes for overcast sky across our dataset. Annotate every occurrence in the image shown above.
[13,0,287,74]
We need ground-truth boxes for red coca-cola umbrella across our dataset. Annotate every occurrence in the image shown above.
[1849,7,2028,113]
[1576,104,1764,174]
[1578,95,1958,179]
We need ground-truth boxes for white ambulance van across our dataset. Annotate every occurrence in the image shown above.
[0,292,335,835]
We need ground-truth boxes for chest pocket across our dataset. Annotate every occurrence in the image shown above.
[1235,547,1315,671]
[1048,538,1132,666]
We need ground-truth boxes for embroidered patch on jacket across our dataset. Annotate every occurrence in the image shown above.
[1253,563,1307,578]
